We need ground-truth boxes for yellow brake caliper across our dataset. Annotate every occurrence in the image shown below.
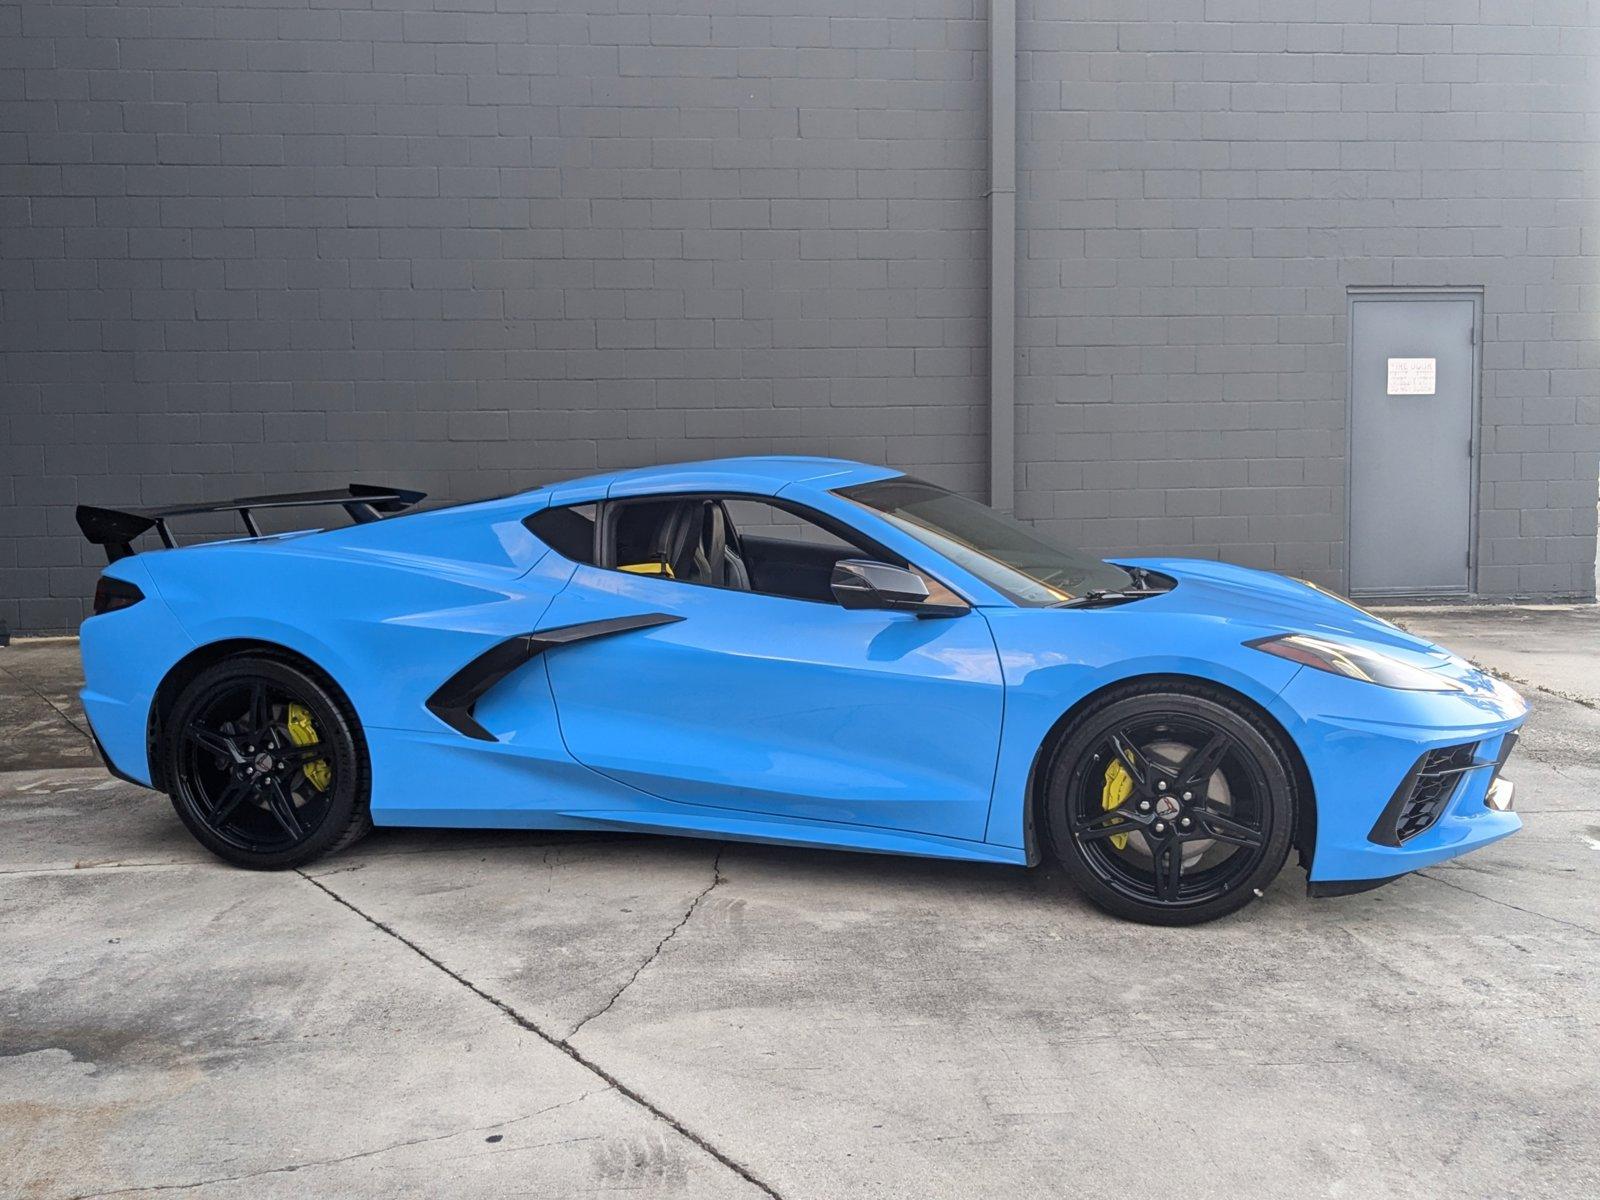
[286,703,332,792]
[1101,758,1133,851]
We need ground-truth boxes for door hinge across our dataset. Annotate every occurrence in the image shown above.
[1469,326,1476,346]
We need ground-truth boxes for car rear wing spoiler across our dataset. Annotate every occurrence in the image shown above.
[75,483,427,563]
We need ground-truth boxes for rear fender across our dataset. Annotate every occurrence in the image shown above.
[147,543,576,736]
[78,556,196,786]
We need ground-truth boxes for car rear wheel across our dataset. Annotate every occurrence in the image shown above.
[1043,682,1295,926]
[163,655,370,870]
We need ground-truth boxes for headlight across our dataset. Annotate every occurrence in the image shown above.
[1246,633,1461,692]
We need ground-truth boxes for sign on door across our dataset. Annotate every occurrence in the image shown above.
[1386,357,1437,396]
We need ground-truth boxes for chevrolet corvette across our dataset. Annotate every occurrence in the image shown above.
[75,457,1525,924]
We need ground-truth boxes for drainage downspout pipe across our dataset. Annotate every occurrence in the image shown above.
[987,0,1017,513]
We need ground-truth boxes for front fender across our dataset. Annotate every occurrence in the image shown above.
[980,607,1304,850]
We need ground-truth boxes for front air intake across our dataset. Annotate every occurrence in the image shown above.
[1369,742,1480,847]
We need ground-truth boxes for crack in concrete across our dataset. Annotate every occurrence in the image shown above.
[1417,868,1600,937]
[63,1093,610,1199]
[0,660,95,745]
[568,844,725,1041]
[294,860,780,1200]
[439,1132,607,1163]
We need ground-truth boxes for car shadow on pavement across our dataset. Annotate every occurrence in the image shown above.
[324,822,1181,924]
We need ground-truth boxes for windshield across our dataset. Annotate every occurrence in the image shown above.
[837,477,1133,606]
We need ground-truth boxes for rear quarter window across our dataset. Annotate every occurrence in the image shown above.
[524,503,597,564]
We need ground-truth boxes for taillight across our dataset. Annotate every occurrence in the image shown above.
[93,576,144,615]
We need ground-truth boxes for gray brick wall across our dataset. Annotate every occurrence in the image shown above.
[0,0,989,633]
[2,0,1597,634]
[1015,0,1599,598]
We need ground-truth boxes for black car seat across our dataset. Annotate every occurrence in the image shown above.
[649,500,750,590]
[710,502,752,590]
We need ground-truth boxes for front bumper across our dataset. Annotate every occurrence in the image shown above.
[1278,664,1527,886]
[1305,773,1517,898]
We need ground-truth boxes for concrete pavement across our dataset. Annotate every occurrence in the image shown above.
[1379,603,1600,708]
[2,612,1598,1199]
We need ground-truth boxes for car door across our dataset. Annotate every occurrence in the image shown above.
[538,493,1005,842]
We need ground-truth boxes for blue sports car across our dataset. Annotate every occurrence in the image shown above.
[76,456,1525,924]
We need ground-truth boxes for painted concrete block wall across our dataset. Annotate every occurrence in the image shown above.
[1015,0,1600,599]
[0,1,989,632]
[2,0,1597,633]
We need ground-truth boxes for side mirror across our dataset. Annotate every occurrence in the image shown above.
[829,559,968,618]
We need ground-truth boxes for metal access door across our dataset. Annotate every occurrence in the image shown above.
[1348,293,1479,596]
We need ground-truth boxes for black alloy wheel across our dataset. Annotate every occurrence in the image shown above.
[164,655,370,869]
[1044,682,1295,925]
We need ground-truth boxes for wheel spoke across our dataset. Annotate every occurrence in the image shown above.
[1108,731,1153,788]
[1151,843,1184,901]
[1199,809,1263,849]
[278,743,325,767]
[1175,731,1230,794]
[209,778,252,826]
[246,682,271,739]
[1077,814,1138,842]
[185,724,241,763]
[263,778,305,839]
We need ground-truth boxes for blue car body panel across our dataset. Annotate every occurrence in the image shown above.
[78,455,1526,885]
[1273,664,1524,880]
[79,554,193,787]
[536,565,1004,841]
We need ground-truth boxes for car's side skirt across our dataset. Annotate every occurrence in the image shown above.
[367,726,1028,866]
[381,804,1031,866]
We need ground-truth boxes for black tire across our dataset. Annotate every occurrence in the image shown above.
[162,654,370,870]
[1043,681,1295,926]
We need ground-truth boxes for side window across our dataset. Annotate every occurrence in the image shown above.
[721,499,856,552]
[525,503,597,564]
[599,494,962,607]
[726,499,964,606]
[723,498,876,602]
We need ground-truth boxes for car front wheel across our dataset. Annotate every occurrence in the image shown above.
[1044,682,1296,926]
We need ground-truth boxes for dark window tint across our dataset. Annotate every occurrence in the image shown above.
[525,503,597,564]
